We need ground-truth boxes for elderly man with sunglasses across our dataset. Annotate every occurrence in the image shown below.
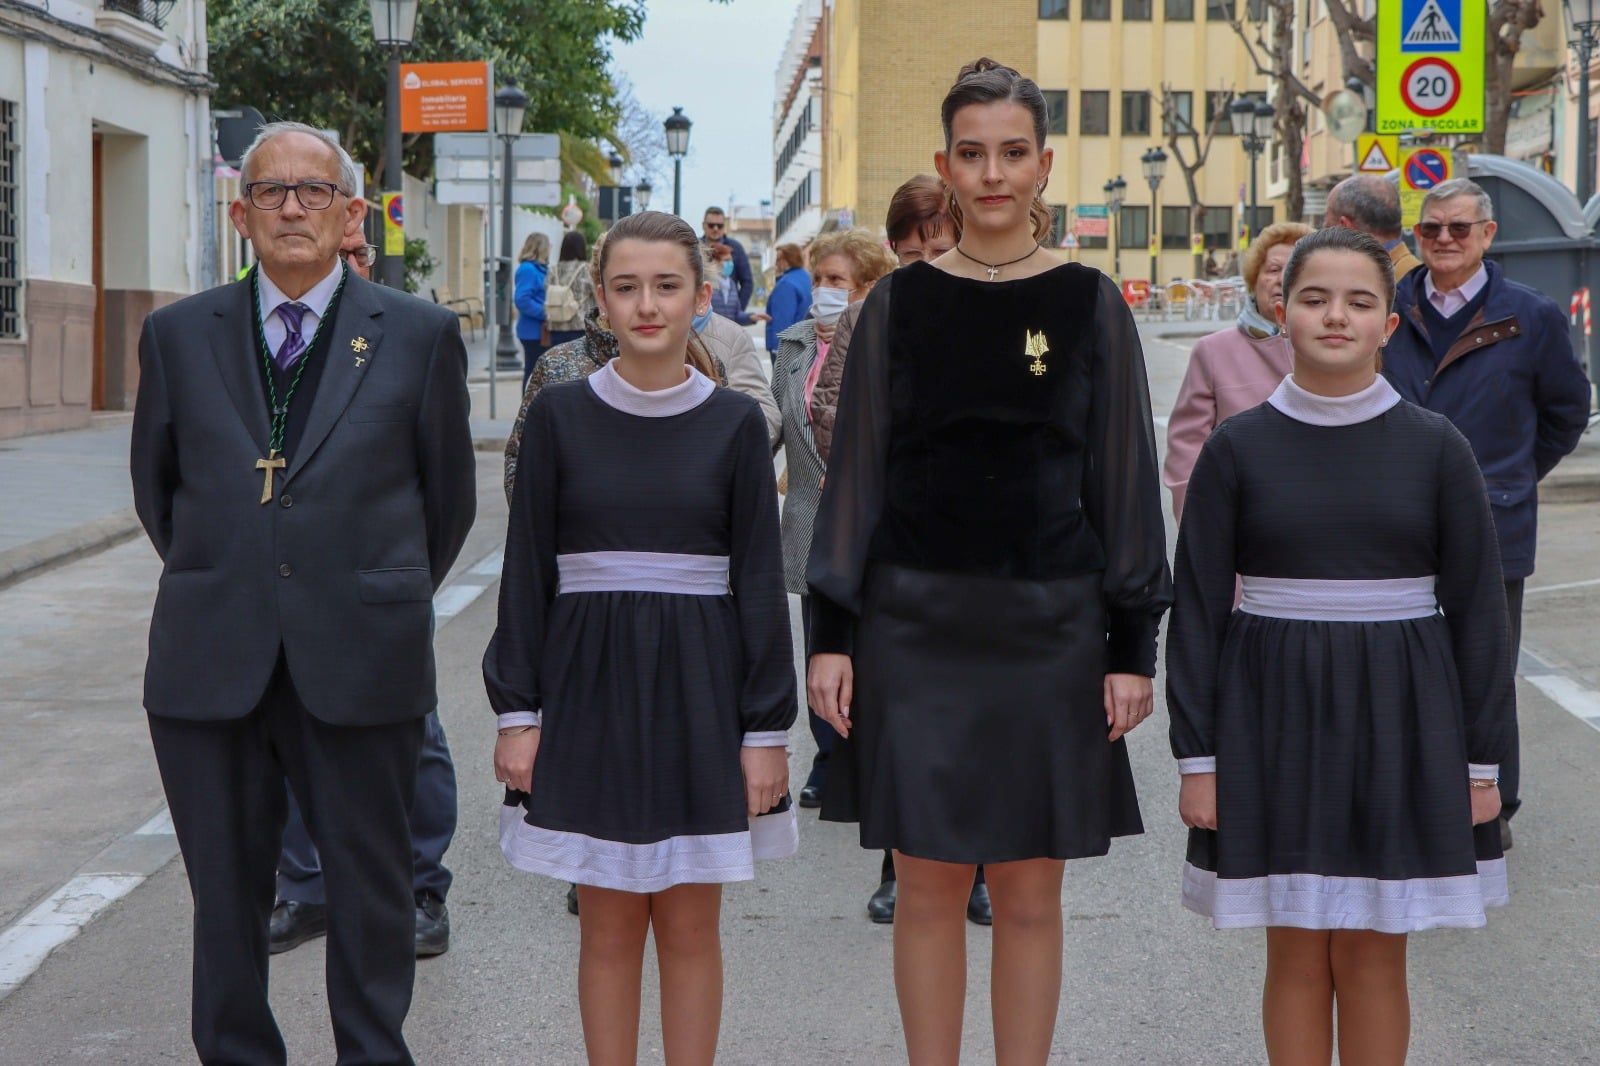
[131,122,475,1064]
[1384,177,1592,846]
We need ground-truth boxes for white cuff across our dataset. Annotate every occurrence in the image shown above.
[741,730,790,748]
[1177,756,1217,775]
[498,711,541,729]
[1468,763,1499,782]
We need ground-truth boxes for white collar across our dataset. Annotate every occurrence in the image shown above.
[588,361,715,417]
[1423,262,1488,306]
[1267,374,1401,427]
[257,260,345,322]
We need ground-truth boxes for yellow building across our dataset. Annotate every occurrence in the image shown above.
[822,0,1275,283]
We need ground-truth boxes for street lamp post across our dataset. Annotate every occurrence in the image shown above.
[493,81,527,372]
[1232,97,1275,245]
[1565,0,1600,202]
[1103,175,1126,280]
[634,179,653,213]
[1142,147,1167,285]
[664,107,692,217]
[369,0,418,289]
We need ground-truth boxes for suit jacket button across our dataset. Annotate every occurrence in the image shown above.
[280,494,293,508]
[278,563,293,578]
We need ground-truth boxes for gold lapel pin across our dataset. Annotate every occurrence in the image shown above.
[1025,329,1049,376]
[352,336,369,367]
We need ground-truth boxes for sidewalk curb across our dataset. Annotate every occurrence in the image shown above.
[0,510,143,592]
[1540,473,1600,505]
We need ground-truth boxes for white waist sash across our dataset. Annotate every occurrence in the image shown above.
[557,551,730,596]
[1239,576,1438,622]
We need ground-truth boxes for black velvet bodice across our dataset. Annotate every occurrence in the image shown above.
[873,261,1105,578]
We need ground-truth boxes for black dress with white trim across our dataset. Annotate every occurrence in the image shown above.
[1166,375,1514,932]
[483,363,799,892]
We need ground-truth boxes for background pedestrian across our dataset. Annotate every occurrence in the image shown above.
[514,232,551,388]
[702,205,753,309]
[765,242,812,356]
[1325,173,1423,281]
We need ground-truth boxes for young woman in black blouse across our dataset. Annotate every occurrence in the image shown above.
[806,59,1172,1062]
[1167,228,1512,1064]
[485,212,797,1065]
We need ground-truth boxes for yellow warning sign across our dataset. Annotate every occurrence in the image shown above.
[1357,133,1399,174]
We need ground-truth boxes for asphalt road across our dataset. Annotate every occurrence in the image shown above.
[0,326,1596,1064]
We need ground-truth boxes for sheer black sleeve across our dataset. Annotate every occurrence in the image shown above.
[1086,273,1175,676]
[483,392,560,723]
[728,403,800,739]
[1165,425,1239,771]
[1435,423,1514,772]
[804,276,895,656]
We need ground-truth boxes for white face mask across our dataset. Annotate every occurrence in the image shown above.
[812,286,851,326]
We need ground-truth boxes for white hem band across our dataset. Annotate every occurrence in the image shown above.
[741,730,790,748]
[1181,859,1508,933]
[557,551,731,596]
[1239,575,1438,622]
[1178,757,1217,775]
[499,806,799,893]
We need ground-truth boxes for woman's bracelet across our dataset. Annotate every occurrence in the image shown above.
[497,725,536,737]
[1467,777,1498,790]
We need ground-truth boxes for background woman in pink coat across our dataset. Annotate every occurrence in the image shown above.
[1163,222,1313,521]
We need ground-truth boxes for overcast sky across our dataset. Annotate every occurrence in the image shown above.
[613,0,793,224]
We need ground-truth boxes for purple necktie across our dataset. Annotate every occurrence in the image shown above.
[273,302,310,371]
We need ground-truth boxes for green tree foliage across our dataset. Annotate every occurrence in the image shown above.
[209,0,648,181]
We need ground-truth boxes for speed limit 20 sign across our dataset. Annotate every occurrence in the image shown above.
[1377,0,1482,133]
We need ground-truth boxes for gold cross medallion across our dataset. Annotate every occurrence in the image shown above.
[256,449,287,505]
[1024,329,1050,377]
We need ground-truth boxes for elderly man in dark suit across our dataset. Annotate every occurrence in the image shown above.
[131,121,475,1065]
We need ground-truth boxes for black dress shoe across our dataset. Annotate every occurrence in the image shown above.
[1499,816,1514,851]
[867,879,897,924]
[415,891,450,957]
[566,883,580,915]
[798,783,823,808]
[966,881,993,926]
[269,900,327,955]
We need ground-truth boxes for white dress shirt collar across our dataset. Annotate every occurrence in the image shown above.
[1423,262,1488,318]
[256,261,345,354]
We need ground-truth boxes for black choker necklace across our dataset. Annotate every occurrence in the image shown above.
[956,243,1042,281]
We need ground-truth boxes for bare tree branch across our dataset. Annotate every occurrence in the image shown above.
[1485,0,1544,154]
[1161,83,1235,275]
[1324,0,1377,86]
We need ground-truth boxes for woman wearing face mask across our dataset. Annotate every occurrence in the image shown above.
[771,228,895,864]
[1163,222,1312,522]
[806,59,1171,1061]
[709,242,770,328]
[1168,226,1511,1064]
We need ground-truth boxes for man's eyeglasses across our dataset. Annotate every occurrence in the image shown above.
[343,243,379,267]
[703,221,725,231]
[1414,219,1490,241]
[244,181,346,211]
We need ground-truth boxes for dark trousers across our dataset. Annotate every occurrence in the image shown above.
[278,711,456,904]
[1502,579,1525,820]
[148,657,424,1066]
[520,338,546,391]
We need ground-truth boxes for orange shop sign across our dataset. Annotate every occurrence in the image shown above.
[399,62,490,133]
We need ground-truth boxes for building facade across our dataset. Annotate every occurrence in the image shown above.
[818,0,1274,282]
[0,0,212,439]
[774,0,825,249]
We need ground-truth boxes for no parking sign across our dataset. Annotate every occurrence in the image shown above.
[1399,147,1455,229]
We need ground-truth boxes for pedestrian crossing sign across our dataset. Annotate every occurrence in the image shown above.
[1357,134,1398,174]
[1402,0,1460,51]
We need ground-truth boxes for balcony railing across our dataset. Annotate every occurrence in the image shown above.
[102,0,176,28]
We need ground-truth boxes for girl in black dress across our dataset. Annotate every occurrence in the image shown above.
[1167,227,1512,1064]
[485,211,797,1065]
[806,59,1172,1062]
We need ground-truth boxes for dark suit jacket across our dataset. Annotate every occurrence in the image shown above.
[131,271,477,726]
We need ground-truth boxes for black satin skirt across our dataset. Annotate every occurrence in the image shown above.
[820,564,1143,862]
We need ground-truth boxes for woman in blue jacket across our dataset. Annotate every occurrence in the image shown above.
[765,243,812,355]
[514,232,551,387]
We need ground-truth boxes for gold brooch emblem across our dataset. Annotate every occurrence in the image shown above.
[351,337,370,353]
[1024,329,1049,376]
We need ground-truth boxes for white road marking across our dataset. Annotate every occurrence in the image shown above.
[1519,647,1600,733]
[0,544,505,1003]
[0,876,144,999]
[1523,576,1600,597]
